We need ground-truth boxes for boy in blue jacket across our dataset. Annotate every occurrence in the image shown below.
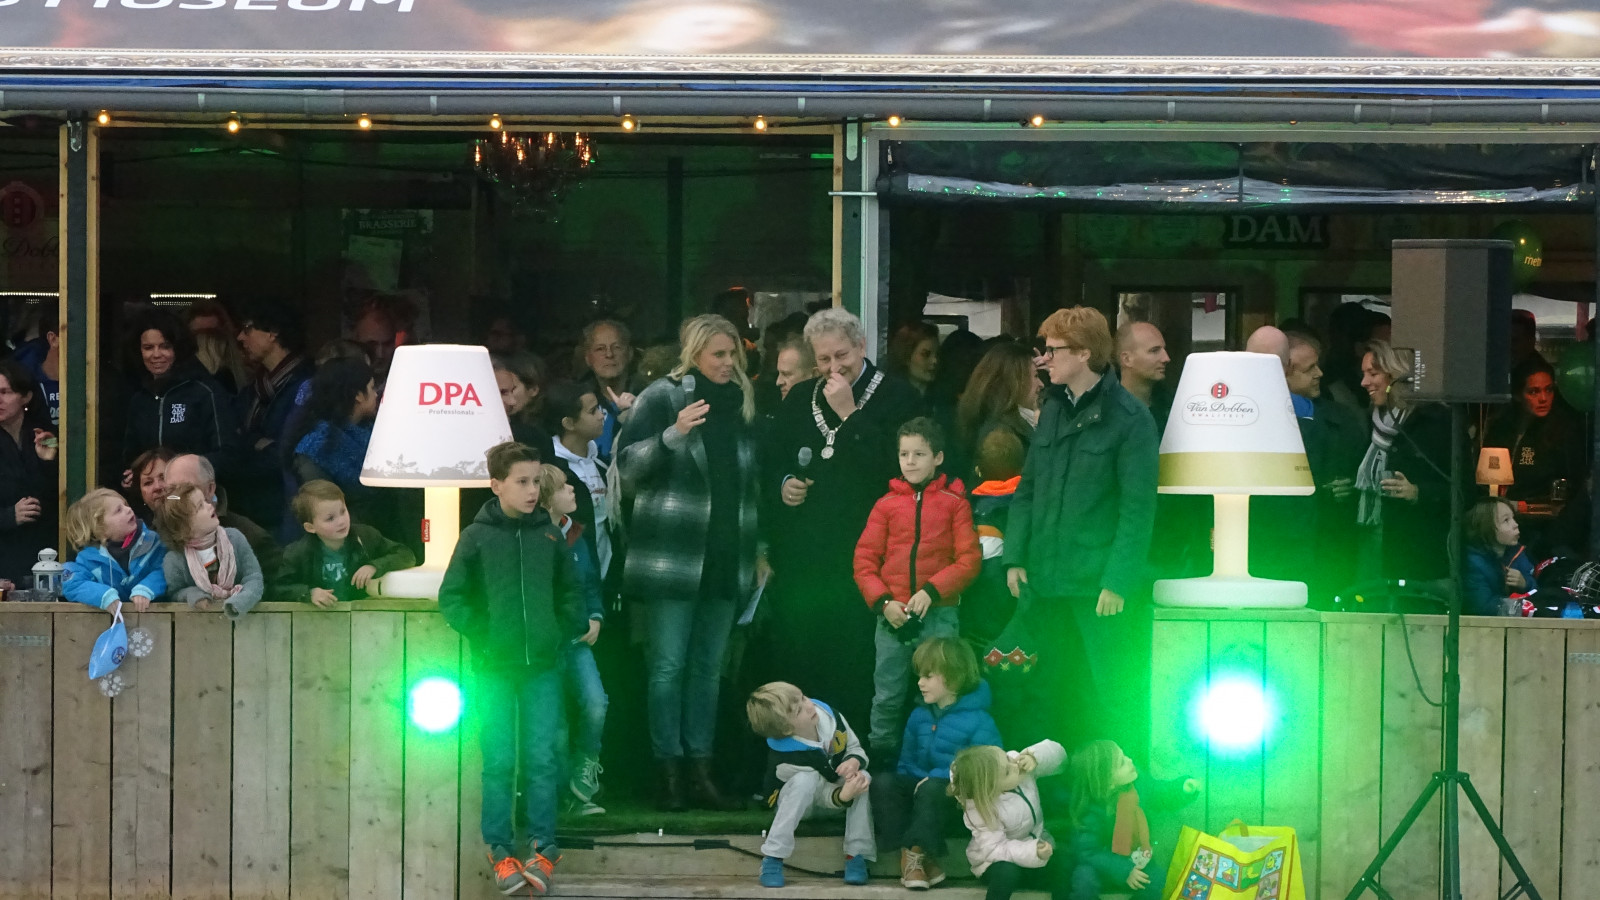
[872,636,1003,890]
[440,442,583,897]
[537,463,610,816]
[62,488,166,612]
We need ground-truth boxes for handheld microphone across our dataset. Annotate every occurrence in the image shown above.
[681,373,696,401]
[796,446,813,474]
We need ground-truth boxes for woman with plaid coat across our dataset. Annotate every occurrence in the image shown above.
[616,314,765,812]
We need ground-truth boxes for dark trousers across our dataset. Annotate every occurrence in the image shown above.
[983,858,1077,900]
[988,592,1151,764]
[767,571,876,745]
[871,772,956,857]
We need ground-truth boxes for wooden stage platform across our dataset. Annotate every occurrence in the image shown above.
[0,600,1592,899]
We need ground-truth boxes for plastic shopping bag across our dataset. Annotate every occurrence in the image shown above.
[1164,821,1305,900]
[88,607,129,680]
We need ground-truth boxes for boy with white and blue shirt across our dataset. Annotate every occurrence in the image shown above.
[747,681,876,888]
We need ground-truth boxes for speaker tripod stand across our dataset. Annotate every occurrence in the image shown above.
[1344,403,1542,900]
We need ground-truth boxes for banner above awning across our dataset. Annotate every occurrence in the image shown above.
[4,0,1600,76]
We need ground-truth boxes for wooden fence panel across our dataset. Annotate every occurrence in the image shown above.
[1456,625,1506,900]
[1379,621,1443,900]
[1318,621,1384,900]
[290,611,352,900]
[110,613,173,900]
[232,613,292,900]
[1263,620,1322,893]
[457,662,494,900]
[51,613,112,900]
[402,613,461,900]
[170,613,234,900]
[1562,628,1600,900]
[1500,628,1566,899]
[0,612,53,900]
[1204,620,1265,834]
[1148,618,1209,842]
[349,612,406,900]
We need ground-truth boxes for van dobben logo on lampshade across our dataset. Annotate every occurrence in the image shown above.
[1183,381,1259,425]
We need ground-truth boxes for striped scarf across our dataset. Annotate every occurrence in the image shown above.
[1356,407,1410,526]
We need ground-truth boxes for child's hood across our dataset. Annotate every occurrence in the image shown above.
[972,476,1020,498]
[888,473,966,497]
[78,521,163,565]
[472,496,547,532]
[935,678,993,716]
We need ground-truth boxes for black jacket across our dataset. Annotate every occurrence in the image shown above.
[1379,403,1455,582]
[763,360,926,576]
[0,425,57,582]
[438,498,584,674]
[122,358,241,478]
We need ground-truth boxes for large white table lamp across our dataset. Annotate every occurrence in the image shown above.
[360,344,513,599]
[1154,351,1315,609]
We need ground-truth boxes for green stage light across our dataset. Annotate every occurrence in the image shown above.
[1198,677,1268,751]
[409,677,463,733]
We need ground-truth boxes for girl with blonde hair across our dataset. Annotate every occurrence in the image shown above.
[949,739,1071,899]
[62,487,168,614]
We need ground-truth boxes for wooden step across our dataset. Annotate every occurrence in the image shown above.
[550,874,1134,899]
[558,833,968,880]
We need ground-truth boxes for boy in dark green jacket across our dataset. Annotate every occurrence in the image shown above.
[274,480,415,606]
[439,441,583,897]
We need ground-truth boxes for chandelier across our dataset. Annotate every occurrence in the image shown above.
[473,131,593,216]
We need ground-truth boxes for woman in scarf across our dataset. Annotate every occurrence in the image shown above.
[1355,340,1453,582]
[616,314,765,812]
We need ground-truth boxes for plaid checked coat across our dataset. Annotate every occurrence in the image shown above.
[615,374,761,605]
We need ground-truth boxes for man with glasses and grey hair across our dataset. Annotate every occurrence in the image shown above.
[578,319,647,455]
[763,307,925,749]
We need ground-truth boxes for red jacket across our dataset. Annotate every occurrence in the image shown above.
[854,474,982,610]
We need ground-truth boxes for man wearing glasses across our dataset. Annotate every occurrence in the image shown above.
[578,319,646,456]
[994,306,1159,760]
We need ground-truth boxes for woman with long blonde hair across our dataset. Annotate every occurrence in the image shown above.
[616,314,763,812]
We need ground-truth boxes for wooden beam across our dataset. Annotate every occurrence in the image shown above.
[57,114,99,507]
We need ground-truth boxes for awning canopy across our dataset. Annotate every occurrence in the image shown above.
[880,141,1598,209]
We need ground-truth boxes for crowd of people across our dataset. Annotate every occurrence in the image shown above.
[1,292,1588,897]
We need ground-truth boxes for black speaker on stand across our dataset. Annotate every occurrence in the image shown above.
[1346,239,1540,900]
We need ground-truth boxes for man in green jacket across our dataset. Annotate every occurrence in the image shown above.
[994,307,1159,758]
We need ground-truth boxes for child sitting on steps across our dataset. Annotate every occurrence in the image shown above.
[746,681,874,888]
[950,739,1072,900]
[874,636,1003,891]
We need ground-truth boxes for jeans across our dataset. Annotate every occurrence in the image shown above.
[870,605,960,752]
[646,597,737,760]
[561,641,608,759]
[871,772,957,857]
[478,665,563,858]
[983,857,1077,900]
[759,769,876,861]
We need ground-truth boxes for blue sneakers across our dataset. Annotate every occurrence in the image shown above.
[759,856,785,888]
[844,855,870,885]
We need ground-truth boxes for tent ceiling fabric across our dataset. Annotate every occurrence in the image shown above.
[881,141,1597,208]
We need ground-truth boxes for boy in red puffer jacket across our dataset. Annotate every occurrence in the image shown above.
[854,416,982,761]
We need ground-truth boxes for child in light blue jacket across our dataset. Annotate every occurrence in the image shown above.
[62,488,167,612]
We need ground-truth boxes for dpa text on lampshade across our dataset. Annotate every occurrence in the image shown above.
[361,344,513,599]
[1155,351,1313,609]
